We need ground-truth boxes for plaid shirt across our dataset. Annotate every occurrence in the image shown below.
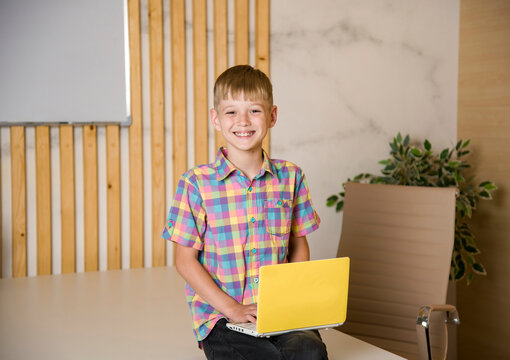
[162,148,320,342]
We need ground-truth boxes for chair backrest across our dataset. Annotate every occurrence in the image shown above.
[337,183,456,360]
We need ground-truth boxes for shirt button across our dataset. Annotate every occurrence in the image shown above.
[248,186,252,192]
[168,221,173,227]
[250,217,256,223]
[251,248,257,254]
[277,200,282,206]
[254,277,259,283]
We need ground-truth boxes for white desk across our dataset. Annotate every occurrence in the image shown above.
[0,267,404,360]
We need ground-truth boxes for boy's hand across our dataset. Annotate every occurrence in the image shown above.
[175,244,258,324]
[226,303,257,324]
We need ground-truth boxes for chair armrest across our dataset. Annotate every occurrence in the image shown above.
[416,304,460,360]
[417,304,460,329]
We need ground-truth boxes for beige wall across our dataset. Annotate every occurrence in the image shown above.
[457,0,510,358]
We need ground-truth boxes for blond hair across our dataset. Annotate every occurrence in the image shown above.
[213,65,273,109]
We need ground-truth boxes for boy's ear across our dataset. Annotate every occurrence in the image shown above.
[269,105,278,128]
[210,108,221,131]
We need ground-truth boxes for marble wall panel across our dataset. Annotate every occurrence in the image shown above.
[270,0,460,259]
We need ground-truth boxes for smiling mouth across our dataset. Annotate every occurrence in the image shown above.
[234,131,255,137]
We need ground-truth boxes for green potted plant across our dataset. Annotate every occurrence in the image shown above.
[327,133,497,285]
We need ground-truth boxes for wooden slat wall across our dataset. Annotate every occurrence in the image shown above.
[11,127,26,277]
[83,125,98,272]
[128,0,144,269]
[193,0,208,166]
[106,125,121,270]
[255,0,271,153]
[150,0,166,267]
[171,0,187,196]
[35,126,52,275]
[59,126,75,274]
[213,0,228,151]
[170,0,187,265]
[0,141,2,278]
[234,0,250,65]
[0,0,271,278]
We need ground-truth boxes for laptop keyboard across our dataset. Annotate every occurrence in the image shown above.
[236,322,256,331]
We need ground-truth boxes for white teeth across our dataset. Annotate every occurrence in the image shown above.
[235,132,253,137]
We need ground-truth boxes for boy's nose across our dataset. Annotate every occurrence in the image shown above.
[236,112,251,126]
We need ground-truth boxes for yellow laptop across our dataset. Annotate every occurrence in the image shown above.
[226,257,350,337]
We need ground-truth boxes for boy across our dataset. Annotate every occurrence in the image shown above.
[162,65,327,359]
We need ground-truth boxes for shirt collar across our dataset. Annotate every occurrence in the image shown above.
[260,149,276,178]
[215,147,276,181]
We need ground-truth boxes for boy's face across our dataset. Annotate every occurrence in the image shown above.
[210,92,277,155]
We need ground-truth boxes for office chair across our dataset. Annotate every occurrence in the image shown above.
[336,183,460,360]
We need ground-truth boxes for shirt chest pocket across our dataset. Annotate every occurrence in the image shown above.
[264,199,292,236]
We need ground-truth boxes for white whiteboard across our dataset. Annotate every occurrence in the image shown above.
[0,0,130,126]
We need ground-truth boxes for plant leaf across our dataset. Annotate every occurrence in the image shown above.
[424,139,431,151]
[479,190,492,200]
[411,148,422,157]
[454,263,465,280]
[440,149,449,160]
[454,170,465,184]
[462,139,471,148]
[326,195,338,207]
[472,263,487,275]
[390,142,398,153]
[482,182,497,191]
[464,244,480,254]
[335,201,344,213]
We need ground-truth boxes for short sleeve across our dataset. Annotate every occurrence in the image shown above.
[291,170,320,237]
[162,175,206,250]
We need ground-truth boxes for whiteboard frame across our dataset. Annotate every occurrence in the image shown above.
[0,0,131,127]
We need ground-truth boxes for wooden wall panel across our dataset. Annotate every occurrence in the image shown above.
[83,125,98,272]
[11,127,26,277]
[193,0,209,166]
[171,0,188,188]
[0,139,2,278]
[255,0,270,153]
[170,0,188,258]
[59,125,75,274]
[457,0,510,358]
[213,0,228,152]
[106,125,121,270]
[234,0,249,65]
[150,0,166,267]
[35,126,52,275]
[128,0,144,269]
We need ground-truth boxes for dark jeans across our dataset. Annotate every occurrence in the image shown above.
[202,319,328,360]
